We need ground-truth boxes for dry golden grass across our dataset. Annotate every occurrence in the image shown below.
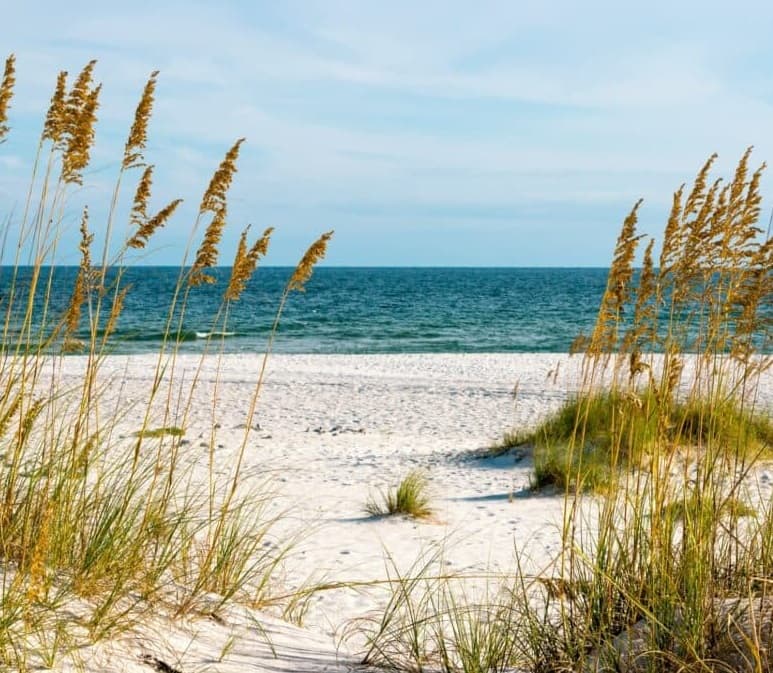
[0,55,332,670]
[288,230,334,292]
[225,225,274,302]
[123,69,158,169]
[0,54,15,142]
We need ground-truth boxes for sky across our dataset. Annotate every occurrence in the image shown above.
[2,0,773,266]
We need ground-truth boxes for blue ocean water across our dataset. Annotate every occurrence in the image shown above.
[2,266,614,354]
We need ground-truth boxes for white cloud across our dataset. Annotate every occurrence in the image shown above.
[2,0,773,264]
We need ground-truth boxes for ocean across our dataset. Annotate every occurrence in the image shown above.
[8,265,769,356]
[1,266,614,354]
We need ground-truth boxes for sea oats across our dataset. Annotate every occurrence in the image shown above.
[671,172,721,306]
[123,70,159,169]
[0,394,21,439]
[128,198,182,250]
[287,230,334,293]
[587,200,643,355]
[62,83,101,185]
[728,146,753,213]
[225,226,273,301]
[735,161,766,260]
[623,237,657,360]
[43,71,68,144]
[130,165,154,229]
[569,333,590,355]
[0,54,16,142]
[26,504,51,602]
[730,231,772,364]
[64,208,93,335]
[659,185,684,277]
[246,226,273,268]
[62,60,96,140]
[225,228,249,302]
[189,206,226,286]
[199,138,244,214]
[683,152,717,219]
[104,286,130,338]
[190,139,245,286]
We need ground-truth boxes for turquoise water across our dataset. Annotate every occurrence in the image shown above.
[2,267,609,353]
[5,266,766,354]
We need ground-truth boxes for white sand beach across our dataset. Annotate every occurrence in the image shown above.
[47,353,773,671]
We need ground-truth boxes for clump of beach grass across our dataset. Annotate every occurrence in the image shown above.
[507,389,773,492]
[352,550,525,673]
[0,55,331,670]
[133,426,185,438]
[510,149,773,671]
[361,149,772,672]
[366,470,433,519]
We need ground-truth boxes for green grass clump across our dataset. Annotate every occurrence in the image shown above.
[366,470,433,519]
[502,390,773,492]
[354,552,523,672]
[134,426,185,438]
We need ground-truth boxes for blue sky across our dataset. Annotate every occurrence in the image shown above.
[2,1,773,266]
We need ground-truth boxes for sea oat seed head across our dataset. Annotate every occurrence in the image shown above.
[225,226,274,301]
[189,139,246,286]
[128,197,182,250]
[189,206,227,286]
[105,286,130,338]
[288,230,334,293]
[684,152,718,218]
[130,165,154,229]
[123,70,159,169]
[43,70,68,144]
[65,208,94,335]
[0,54,17,143]
[62,82,101,185]
[62,60,96,137]
[225,228,250,302]
[659,184,684,276]
[199,138,245,214]
[623,238,657,357]
[587,200,643,355]
[247,226,274,268]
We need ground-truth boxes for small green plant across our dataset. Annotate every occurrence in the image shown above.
[503,389,773,493]
[366,470,433,519]
[133,426,184,438]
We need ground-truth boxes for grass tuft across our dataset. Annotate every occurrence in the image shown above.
[133,426,185,438]
[365,470,433,519]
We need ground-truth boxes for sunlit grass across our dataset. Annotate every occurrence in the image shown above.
[365,470,433,519]
[0,54,332,669]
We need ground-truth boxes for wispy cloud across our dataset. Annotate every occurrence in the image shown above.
[2,1,772,265]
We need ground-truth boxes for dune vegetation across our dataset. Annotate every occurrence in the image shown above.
[0,54,332,669]
[365,470,434,519]
[359,152,772,671]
